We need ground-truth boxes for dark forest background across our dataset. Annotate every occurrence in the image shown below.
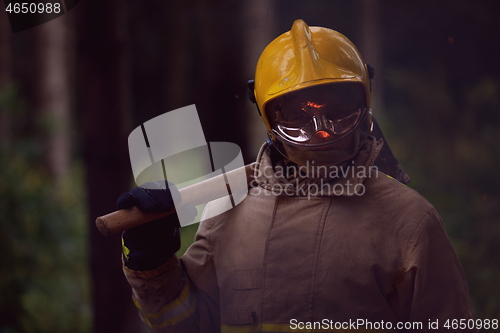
[1,0,499,332]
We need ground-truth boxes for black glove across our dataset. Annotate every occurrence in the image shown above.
[117,180,195,271]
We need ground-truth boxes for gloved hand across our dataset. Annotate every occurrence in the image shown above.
[117,180,196,271]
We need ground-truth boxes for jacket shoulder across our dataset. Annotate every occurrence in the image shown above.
[360,171,444,240]
[365,170,437,212]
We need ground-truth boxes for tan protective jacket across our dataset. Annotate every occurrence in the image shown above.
[124,137,476,333]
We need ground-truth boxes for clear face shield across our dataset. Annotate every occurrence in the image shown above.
[265,83,371,166]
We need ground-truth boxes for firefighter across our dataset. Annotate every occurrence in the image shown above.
[118,20,477,332]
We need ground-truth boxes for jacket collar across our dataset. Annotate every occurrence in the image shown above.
[254,136,383,197]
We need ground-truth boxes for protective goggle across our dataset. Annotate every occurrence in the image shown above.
[274,108,364,143]
[265,84,368,146]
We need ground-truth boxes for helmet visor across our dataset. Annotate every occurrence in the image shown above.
[265,83,367,146]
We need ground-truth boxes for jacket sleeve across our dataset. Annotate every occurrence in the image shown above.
[396,208,478,332]
[123,217,220,333]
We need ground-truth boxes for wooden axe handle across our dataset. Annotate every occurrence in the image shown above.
[95,162,256,236]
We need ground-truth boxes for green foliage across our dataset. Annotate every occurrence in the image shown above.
[382,2,500,325]
[177,223,199,257]
[0,85,91,333]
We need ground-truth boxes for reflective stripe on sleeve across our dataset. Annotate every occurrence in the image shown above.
[121,237,131,260]
[133,282,197,329]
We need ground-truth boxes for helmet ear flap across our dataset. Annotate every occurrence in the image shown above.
[247,79,261,116]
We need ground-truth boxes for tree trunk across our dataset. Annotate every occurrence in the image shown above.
[77,0,140,332]
[163,1,190,111]
[0,11,12,147]
[195,0,252,162]
[359,0,384,117]
[32,16,71,181]
[242,0,275,156]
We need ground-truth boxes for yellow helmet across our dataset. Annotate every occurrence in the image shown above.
[253,19,374,166]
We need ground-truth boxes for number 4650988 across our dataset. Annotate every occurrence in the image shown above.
[5,2,61,14]
[444,318,498,330]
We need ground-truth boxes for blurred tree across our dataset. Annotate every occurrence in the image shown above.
[187,0,252,162]
[32,16,71,181]
[0,11,12,147]
[242,0,276,155]
[76,0,140,332]
[382,0,500,325]
[359,0,384,117]
[1,6,96,333]
[0,82,90,333]
[163,1,190,110]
